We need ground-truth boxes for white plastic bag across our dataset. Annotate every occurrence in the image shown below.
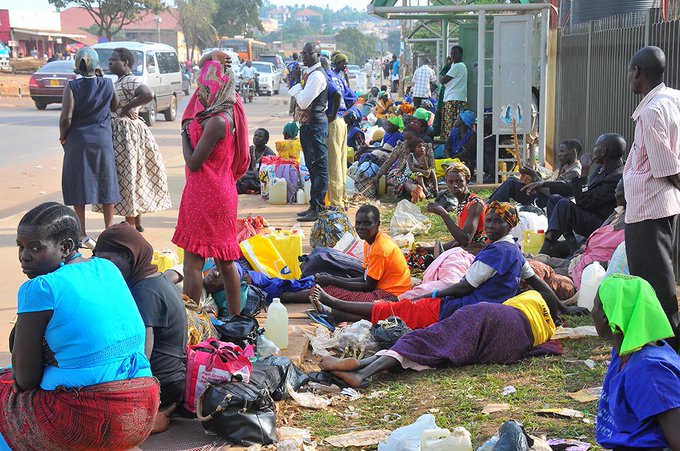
[390,200,432,236]
[334,231,365,260]
[391,232,415,253]
[378,414,440,451]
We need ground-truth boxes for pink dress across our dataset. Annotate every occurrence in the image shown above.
[172,114,241,260]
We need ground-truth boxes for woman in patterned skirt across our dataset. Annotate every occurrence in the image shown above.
[97,47,171,231]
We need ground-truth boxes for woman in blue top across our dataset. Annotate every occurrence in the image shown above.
[0,202,159,450]
[593,274,680,450]
[444,110,476,158]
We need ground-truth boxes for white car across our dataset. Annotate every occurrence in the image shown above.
[347,65,361,78]
[247,61,281,96]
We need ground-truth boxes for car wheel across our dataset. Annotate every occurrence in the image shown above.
[266,90,272,96]
[35,101,47,110]
[164,95,177,122]
[142,100,156,127]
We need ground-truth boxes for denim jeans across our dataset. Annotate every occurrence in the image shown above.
[300,121,329,211]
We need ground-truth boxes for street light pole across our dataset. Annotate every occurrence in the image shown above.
[155,15,162,43]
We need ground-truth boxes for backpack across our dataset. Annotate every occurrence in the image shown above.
[310,208,356,249]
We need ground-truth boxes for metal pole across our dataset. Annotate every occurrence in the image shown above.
[369,2,552,15]
[538,11,548,165]
[584,20,592,149]
[476,10,485,184]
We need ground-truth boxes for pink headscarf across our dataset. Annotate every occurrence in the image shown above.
[182,61,250,180]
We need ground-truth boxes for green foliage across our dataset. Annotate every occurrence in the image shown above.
[213,0,263,37]
[335,27,378,65]
[48,0,154,39]
[176,0,217,60]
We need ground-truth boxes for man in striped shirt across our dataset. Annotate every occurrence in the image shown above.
[625,46,680,351]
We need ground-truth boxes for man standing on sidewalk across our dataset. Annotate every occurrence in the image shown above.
[390,54,400,94]
[411,58,436,109]
[289,42,329,222]
[625,46,680,351]
[326,53,357,210]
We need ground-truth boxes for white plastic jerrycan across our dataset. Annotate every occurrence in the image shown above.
[269,178,287,205]
[264,297,288,350]
[420,427,472,451]
[578,261,607,310]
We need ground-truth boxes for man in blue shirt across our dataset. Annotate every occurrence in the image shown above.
[325,53,357,210]
[391,54,400,94]
[286,53,301,115]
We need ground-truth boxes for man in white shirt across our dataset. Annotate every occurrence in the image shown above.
[240,61,259,94]
[624,46,680,350]
[364,59,373,88]
[411,58,436,109]
[289,42,329,222]
[440,45,468,139]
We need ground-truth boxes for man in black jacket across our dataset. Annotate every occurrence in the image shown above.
[538,133,625,257]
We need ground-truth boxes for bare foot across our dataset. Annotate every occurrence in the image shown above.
[310,286,332,315]
[330,370,366,388]
[151,403,177,434]
[321,356,361,371]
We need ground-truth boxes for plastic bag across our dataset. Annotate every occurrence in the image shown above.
[257,334,280,358]
[334,231,365,260]
[259,356,310,400]
[370,316,412,349]
[240,234,294,279]
[494,420,532,451]
[391,232,415,253]
[390,199,432,236]
[337,319,379,358]
[378,414,439,451]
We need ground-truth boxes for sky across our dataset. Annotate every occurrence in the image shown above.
[0,0,374,12]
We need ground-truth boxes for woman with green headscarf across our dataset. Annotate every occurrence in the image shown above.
[593,274,680,450]
[59,47,119,247]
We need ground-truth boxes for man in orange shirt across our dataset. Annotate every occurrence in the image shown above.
[313,205,411,303]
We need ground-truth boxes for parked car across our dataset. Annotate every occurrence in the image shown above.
[92,41,183,126]
[29,60,77,110]
[258,54,285,74]
[347,64,361,79]
[247,61,281,96]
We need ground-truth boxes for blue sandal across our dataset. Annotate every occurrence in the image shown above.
[306,309,336,332]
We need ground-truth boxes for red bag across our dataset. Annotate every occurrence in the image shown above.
[183,338,255,413]
[260,155,299,170]
[236,215,270,243]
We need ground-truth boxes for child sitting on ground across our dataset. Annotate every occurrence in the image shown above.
[275,122,302,163]
[408,141,438,199]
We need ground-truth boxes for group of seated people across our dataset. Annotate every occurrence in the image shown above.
[4,138,679,451]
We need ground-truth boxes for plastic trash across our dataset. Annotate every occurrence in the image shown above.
[378,414,439,451]
[334,231,365,260]
[265,297,288,350]
[476,435,499,451]
[494,420,531,451]
[256,334,280,358]
[421,427,472,451]
[296,188,306,204]
[389,199,432,236]
[346,175,356,195]
[578,262,606,310]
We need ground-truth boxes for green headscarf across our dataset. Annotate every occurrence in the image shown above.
[283,121,299,139]
[414,108,431,122]
[598,274,675,355]
[388,115,404,131]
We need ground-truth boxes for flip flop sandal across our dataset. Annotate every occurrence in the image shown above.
[306,309,336,332]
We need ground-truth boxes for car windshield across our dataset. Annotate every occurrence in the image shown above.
[250,63,271,73]
[94,48,145,76]
[348,65,360,71]
[37,61,76,73]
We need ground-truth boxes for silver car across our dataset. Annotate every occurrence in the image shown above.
[247,61,281,96]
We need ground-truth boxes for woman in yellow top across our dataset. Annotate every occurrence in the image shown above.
[374,91,394,125]
[275,121,302,163]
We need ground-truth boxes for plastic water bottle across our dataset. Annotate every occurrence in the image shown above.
[264,298,288,350]
[578,262,606,310]
[269,178,287,205]
[296,188,306,204]
[420,427,472,451]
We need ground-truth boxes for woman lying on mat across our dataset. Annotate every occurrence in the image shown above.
[320,289,564,388]
[0,202,158,450]
[309,202,588,331]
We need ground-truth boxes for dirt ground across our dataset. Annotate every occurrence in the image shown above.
[0,73,30,98]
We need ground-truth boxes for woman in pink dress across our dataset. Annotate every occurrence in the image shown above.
[172,53,250,315]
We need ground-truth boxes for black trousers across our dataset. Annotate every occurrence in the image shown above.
[625,216,680,351]
[546,195,604,239]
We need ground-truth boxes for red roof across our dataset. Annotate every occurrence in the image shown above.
[295,8,322,17]
[60,6,180,36]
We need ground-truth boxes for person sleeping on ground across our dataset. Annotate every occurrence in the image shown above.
[0,203,159,450]
[309,202,588,331]
[94,222,187,429]
[308,205,411,304]
[318,288,568,389]
[592,274,680,450]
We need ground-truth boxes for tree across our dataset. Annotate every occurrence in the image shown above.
[387,30,401,56]
[48,0,153,40]
[176,0,217,61]
[335,27,376,64]
[213,0,263,37]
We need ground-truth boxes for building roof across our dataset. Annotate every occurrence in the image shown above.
[60,6,180,36]
[295,8,322,17]
[267,7,290,14]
